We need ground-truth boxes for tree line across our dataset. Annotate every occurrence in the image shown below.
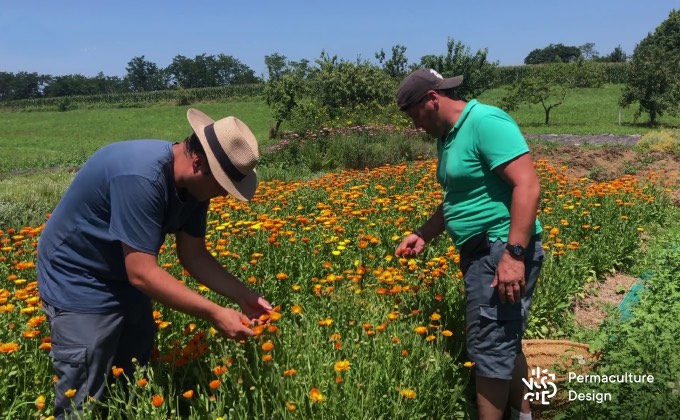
[0,53,258,101]
[0,40,627,103]
[1,9,678,127]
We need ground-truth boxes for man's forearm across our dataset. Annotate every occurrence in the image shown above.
[416,204,446,243]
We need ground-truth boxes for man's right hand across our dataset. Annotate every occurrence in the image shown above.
[395,234,427,258]
[211,306,256,340]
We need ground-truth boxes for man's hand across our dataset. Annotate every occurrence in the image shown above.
[490,252,526,304]
[238,291,273,322]
[395,234,427,258]
[211,306,256,340]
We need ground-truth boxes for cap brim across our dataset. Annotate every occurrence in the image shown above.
[186,108,258,201]
[437,75,463,90]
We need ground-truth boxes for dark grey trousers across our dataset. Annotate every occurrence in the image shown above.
[43,301,156,419]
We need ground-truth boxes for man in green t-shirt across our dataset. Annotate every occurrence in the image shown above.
[395,69,544,420]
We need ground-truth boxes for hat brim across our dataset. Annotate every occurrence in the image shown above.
[436,75,463,90]
[186,108,258,201]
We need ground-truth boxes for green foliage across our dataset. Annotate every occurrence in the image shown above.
[620,9,680,125]
[496,63,628,86]
[375,45,409,79]
[565,234,680,418]
[264,52,396,135]
[167,53,259,89]
[634,129,680,155]
[419,37,498,99]
[125,56,168,92]
[524,43,582,64]
[501,62,604,125]
[260,126,436,174]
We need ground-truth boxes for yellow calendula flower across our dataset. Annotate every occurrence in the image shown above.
[400,388,417,399]
[334,360,351,372]
[64,389,77,399]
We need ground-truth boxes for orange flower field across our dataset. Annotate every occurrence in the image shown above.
[0,159,675,419]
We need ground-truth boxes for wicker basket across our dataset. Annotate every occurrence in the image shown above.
[522,339,597,382]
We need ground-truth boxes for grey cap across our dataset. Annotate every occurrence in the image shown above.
[396,69,463,111]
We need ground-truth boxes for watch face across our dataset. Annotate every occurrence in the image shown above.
[507,244,525,256]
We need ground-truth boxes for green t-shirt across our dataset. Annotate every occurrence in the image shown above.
[436,99,542,246]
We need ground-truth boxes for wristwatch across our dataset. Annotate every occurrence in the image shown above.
[505,243,526,258]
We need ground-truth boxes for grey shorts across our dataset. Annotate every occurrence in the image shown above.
[43,301,156,418]
[461,235,544,380]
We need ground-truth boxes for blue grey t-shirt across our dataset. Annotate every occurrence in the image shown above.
[37,140,209,313]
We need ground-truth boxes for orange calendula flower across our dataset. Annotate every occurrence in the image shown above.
[261,340,275,352]
[318,318,333,327]
[442,330,453,337]
[335,376,344,384]
[276,272,289,281]
[286,401,297,411]
[430,313,441,321]
[151,394,164,408]
[291,304,303,314]
[64,389,77,399]
[213,365,227,376]
[262,354,273,362]
[183,390,195,399]
[283,369,298,377]
[209,379,221,390]
[269,311,282,321]
[112,366,124,377]
[414,326,428,335]
[0,342,20,353]
[391,336,401,344]
[425,335,436,342]
[136,378,148,387]
[334,360,350,372]
[400,388,417,399]
[309,388,326,403]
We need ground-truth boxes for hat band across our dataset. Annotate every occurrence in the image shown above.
[204,124,246,182]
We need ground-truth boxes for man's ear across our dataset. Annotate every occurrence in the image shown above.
[192,153,206,174]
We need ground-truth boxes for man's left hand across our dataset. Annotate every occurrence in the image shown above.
[239,292,273,321]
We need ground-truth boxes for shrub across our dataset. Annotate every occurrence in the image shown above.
[634,129,680,154]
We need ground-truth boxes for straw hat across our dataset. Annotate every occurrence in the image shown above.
[186,108,259,201]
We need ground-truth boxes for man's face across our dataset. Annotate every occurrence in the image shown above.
[187,156,229,201]
[403,91,445,138]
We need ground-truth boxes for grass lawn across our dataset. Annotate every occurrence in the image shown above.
[0,100,272,174]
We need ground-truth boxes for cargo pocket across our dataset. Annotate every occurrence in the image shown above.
[51,344,88,404]
[474,304,524,355]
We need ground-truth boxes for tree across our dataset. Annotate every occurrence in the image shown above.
[620,9,680,125]
[263,57,312,137]
[265,53,287,81]
[419,37,498,98]
[598,45,628,63]
[524,43,582,64]
[44,74,96,97]
[167,54,258,88]
[0,71,49,100]
[125,56,167,92]
[375,44,409,78]
[501,62,603,125]
[579,43,599,60]
[608,46,628,62]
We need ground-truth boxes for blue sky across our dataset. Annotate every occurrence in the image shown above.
[0,1,676,78]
